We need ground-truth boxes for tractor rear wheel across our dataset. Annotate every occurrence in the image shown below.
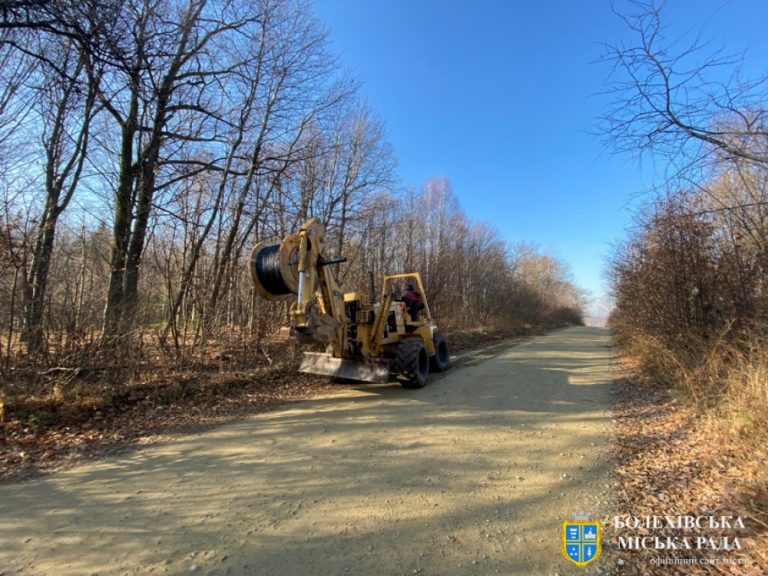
[395,338,429,389]
[430,333,450,372]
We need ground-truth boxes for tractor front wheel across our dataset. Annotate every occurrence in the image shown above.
[395,338,429,389]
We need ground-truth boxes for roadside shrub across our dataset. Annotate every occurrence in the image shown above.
[608,176,768,439]
[548,306,584,327]
[721,335,768,442]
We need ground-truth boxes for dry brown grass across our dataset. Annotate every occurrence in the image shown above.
[718,340,768,446]
[609,324,768,574]
[611,360,768,575]
[618,328,768,447]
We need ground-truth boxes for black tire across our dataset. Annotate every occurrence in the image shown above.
[395,338,429,389]
[430,333,450,372]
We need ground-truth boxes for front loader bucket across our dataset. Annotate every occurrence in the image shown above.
[299,352,390,383]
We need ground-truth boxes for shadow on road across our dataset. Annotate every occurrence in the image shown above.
[0,326,616,576]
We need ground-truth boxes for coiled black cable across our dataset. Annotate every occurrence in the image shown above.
[253,243,291,296]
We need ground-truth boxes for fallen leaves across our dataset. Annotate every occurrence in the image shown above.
[0,361,337,484]
[609,367,768,575]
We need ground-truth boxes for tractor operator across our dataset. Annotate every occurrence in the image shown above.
[402,283,424,320]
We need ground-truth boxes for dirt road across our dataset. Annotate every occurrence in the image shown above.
[0,326,616,576]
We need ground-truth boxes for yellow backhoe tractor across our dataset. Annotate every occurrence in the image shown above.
[249,218,449,388]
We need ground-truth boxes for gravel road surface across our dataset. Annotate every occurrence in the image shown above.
[0,326,615,576]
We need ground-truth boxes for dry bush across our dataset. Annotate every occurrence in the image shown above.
[614,327,768,444]
[547,306,585,327]
[720,336,768,443]
[609,177,767,447]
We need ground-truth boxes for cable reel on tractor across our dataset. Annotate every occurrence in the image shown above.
[249,218,449,388]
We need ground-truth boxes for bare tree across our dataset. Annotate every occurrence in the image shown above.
[0,34,37,149]
[94,0,270,340]
[600,1,768,176]
[319,103,395,257]
[201,1,347,334]
[20,37,97,355]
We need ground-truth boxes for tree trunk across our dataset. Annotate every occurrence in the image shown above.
[101,98,138,340]
[122,147,160,332]
[23,205,57,355]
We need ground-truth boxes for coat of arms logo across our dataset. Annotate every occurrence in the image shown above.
[561,512,602,567]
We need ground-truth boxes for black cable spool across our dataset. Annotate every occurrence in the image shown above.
[252,243,291,297]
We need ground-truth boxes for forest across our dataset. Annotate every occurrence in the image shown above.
[0,0,583,434]
[603,2,768,440]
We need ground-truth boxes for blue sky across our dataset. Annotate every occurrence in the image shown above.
[311,0,768,320]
